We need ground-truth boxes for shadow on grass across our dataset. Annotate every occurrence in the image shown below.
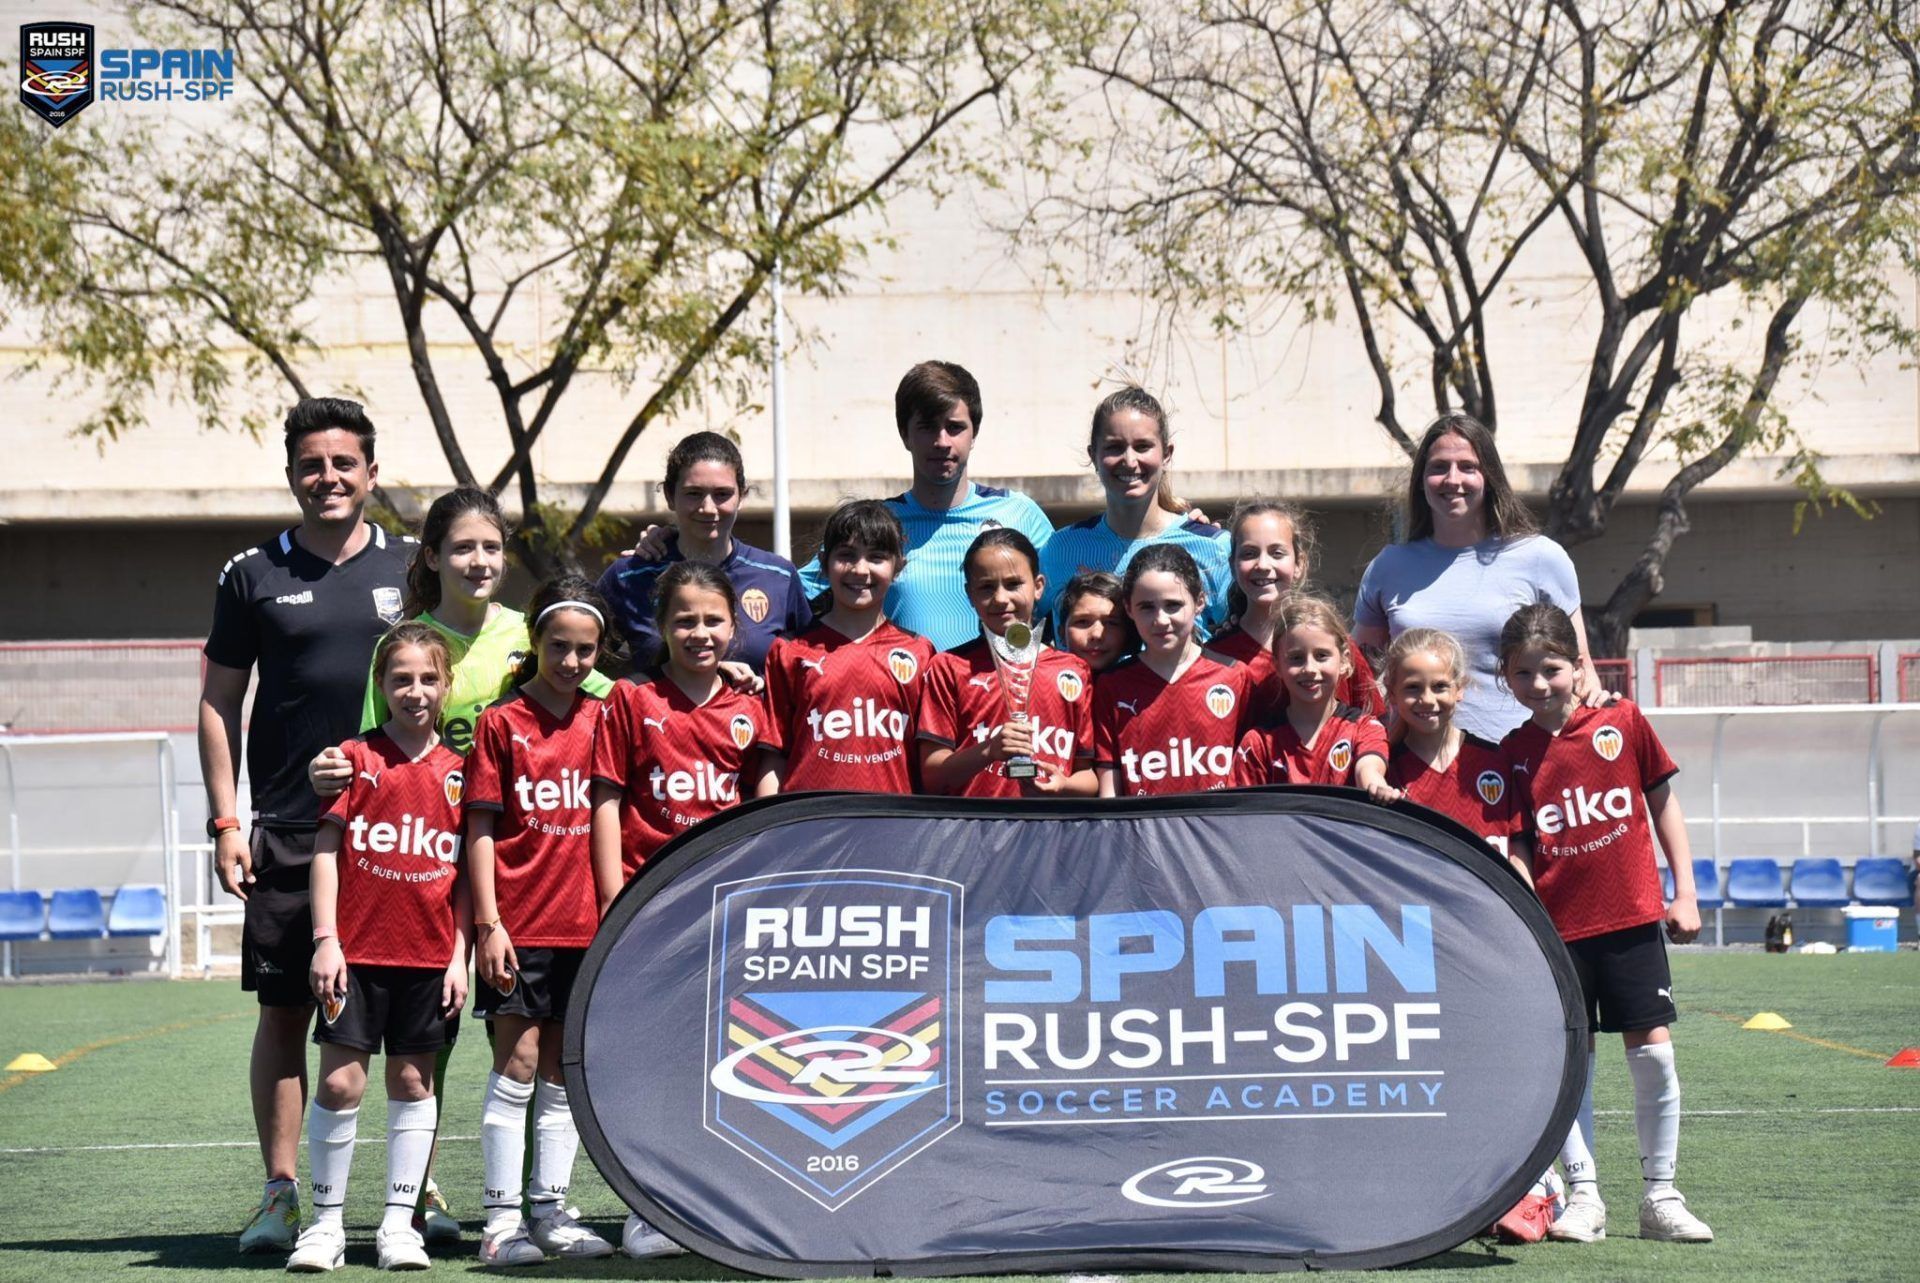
[1391,1242,1519,1270]
[0,1229,753,1278]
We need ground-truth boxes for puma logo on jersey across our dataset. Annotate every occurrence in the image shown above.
[1656,987,1672,1002]
[358,770,381,788]
[800,657,827,675]
[511,733,534,751]
[1116,699,1140,716]
[643,715,671,732]
[970,675,997,689]
[1534,784,1634,835]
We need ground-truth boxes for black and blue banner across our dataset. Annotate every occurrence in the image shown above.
[564,789,1585,1275]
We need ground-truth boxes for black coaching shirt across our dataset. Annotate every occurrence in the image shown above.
[203,525,414,832]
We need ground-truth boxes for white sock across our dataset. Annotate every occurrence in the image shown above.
[1626,1041,1681,1196]
[529,1079,581,1220]
[307,1103,359,1229]
[383,1097,439,1233]
[481,1072,535,1231]
[1559,1050,1599,1198]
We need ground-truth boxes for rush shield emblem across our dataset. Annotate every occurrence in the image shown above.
[704,870,961,1210]
[1591,726,1624,762]
[20,23,94,128]
[1205,684,1236,719]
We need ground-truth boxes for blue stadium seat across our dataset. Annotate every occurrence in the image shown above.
[106,884,167,937]
[1851,858,1915,907]
[1692,859,1724,908]
[1789,859,1849,908]
[0,890,44,941]
[1726,859,1787,908]
[1660,865,1675,900]
[47,888,106,939]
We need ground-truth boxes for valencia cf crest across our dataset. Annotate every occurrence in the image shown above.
[1591,726,1624,762]
[443,770,464,806]
[1475,770,1506,805]
[372,586,404,624]
[740,588,771,624]
[321,990,346,1026]
[20,23,94,128]
[1328,738,1354,774]
[729,713,755,752]
[1056,669,1084,703]
[705,870,962,1210]
[1204,683,1236,719]
[494,967,518,997]
[887,648,919,685]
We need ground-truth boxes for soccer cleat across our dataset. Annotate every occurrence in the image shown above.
[528,1207,614,1259]
[419,1182,461,1245]
[1639,1191,1714,1243]
[621,1212,686,1259]
[478,1222,545,1268]
[1547,1193,1607,1243]
[1493,1193,1556,1243]
[376,1224,433,1271]
[285,1222,346,1273]
[242,1184,302,1254]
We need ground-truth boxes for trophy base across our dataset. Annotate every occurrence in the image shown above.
[1005,759,1038,780]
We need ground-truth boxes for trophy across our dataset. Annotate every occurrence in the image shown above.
[984,621,1040,779]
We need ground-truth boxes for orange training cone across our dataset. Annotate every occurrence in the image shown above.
[1887,1048,1920,1068]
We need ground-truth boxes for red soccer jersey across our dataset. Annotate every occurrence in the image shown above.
[593,675,776,878]
[320,732,465,969]
[764,621,934,794]
[1233,705,1388,787]
[1502,701,1678,942]
[465,688,602,948]
[1094,652,1255,796]
[1387,734,1522,857]
[917,639,1095,797]
[1209,624,1385,720]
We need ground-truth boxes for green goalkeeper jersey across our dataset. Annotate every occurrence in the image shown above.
[360,606,614,755]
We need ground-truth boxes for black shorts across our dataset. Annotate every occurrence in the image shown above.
[1566,922,1678,1034]
[313,964,461,1055]
[241,826,317,1007]
[472,947,586,1022]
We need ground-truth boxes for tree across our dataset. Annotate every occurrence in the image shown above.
[1029,0,1920,651]
[0,0,1050,572]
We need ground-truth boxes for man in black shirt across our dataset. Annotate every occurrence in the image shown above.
[199,398,413,1254]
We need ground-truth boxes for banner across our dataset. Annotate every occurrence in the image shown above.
[564,789,1584,1275]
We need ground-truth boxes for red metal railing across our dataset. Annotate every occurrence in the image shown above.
[1900,653,1920,703]
[1652,654,1878,707]
[0,640,209,733]
[1592,658,1634,703]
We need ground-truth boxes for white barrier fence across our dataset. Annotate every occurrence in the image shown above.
[3,708,1917,977]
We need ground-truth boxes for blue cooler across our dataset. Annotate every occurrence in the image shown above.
[1843,906,1899,953]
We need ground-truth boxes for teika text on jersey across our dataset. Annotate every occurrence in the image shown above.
[346,813,460,862]
[972,717,1074,760]
[1534,785,1634,836]
[807,698,909,741]
[512,767,591,812]
[651,761,739,803]
[1122,737,1235,785]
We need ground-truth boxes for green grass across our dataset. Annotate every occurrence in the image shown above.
[0,953,1916,1281]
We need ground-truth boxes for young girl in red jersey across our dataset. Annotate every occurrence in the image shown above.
[294,623,469,1273]
[1382,628,1526,873]
[919,530,1096,797]
[592,562,780,898]
[1232,594,1395,797]
[763,501,934,794]
[1499,604,1712,1247]
[1056,571,1132,675]
[463,577,622,1266]
[1209,500,1383,720]
[1094,545,1254,797]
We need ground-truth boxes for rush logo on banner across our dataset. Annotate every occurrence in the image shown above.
[565,790,1584,1276]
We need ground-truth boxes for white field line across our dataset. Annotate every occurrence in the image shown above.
[5,1107,1920,1155]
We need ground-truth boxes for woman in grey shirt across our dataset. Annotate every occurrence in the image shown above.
[1353,413,1606,741]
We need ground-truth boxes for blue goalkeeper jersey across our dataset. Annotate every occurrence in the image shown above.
[799,481,1056,651]
[1039,512,1234,637]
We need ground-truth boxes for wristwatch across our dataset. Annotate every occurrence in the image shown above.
[206,816,241,840]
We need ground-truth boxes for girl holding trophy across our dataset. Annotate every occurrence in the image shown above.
[919,530,1097,796]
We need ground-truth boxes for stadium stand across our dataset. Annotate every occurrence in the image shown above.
[1660,865,1675,900]
[1726,858,1789,908]
[0,890,44,941]
[105,884,167,937]
[1850,857,1916,907]
[46,888,106,939]
[1693,858,1726,908]
[1789,858,1850,908]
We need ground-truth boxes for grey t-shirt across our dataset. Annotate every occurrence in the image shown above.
[1355,534,1582,741]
